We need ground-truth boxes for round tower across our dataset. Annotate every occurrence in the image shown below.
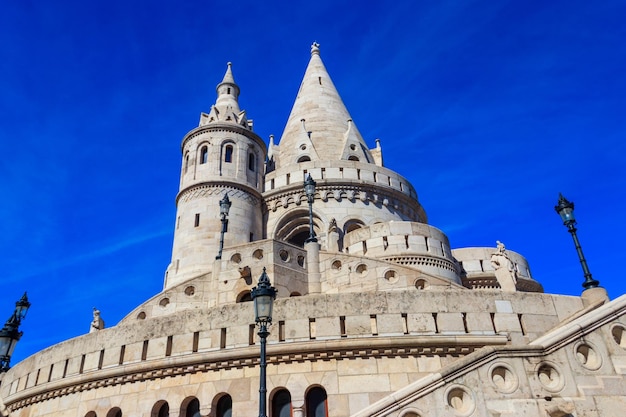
[165,63,267,289]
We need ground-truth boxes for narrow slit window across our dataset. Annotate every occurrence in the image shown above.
[141,340,149,360]
[165,336,173,357]
[279,320,285,342]
[192,332,199,353]
[370,315,378,336]
[194,213,200,227]
[200,146,208,164]
[248,153,255,171]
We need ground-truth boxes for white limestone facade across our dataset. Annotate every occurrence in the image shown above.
[1,44,625,417]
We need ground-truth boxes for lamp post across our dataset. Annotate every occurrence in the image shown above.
[0,292,31,372]
[216,194,232,260]
[251,268,277,417]
[554,193,600,290]
[304,174,317,243]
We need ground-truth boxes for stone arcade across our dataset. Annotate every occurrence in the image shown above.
[1,44,625,417]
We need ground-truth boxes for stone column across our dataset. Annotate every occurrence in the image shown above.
[306,241,321,294]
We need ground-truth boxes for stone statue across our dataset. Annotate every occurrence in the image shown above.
[90,308,105,333]
[490,241,517,292]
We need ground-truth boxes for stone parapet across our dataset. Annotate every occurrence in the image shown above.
[1,290,583,413]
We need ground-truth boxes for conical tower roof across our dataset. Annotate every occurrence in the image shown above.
[276,43,373,167]
[201,62,249,128]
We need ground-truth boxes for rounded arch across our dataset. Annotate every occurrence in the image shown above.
[348,155,359,161]
[106,408,122,417]
[297,155,311,163]
[180,396,201,417]
[343,218,365,234]
[237,291,253,302]
[183,151,190,173]
[151,401,169,417]
[220,140,236,164]
[274,209,322,247]
[305,385,328,417]
[85,412,97,417]
[270,388,292,417]
[199,145,208,164]
[213,393,232,417]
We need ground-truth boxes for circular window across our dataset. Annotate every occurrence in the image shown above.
[384,270,398,283]
[253,249,264,260]
[230,253,242,263]
[355,263,368,275]
[537,364,564,392]
[184,286,195,296]
[300,144,307,150]
[297,255,305,267]
[490,364,518,393]
[350,144,356,150]
[612,325,626,348]
[332,260,342,271]
[159,298,170,308]
[415,279,428,290]
[279,249,290,262]
[137,311,146,320]
[445,386,475,416]
[576,343,602,370]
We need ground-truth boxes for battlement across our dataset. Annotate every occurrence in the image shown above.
[1,291,584,407]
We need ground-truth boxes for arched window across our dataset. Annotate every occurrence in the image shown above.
[306,387,328,417]
[297,156,311,163]
[181,397,201,417]
[348,155,359,161]
[272,389,292,417]
[216,394,232,417]
[85,412,97,417]
[106,408,122,417]
[225,145,233,163]
[200,146,208,164]
[151,401,169,417]
[184,152,190,173]
[237,291,253,302]
[248,153,256,171]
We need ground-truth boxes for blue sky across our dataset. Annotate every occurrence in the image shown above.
[1,1,625,364]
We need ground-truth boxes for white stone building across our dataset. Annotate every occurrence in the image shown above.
[1,43,625,417]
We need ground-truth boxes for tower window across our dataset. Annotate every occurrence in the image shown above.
[184,152,190,173]
[194,213,200,227]
[200,146,208,164]
[225,145,233,163]
[248,153,255,171]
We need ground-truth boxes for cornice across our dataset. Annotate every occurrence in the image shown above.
[180,123,266,153]
[176,181,263,206]
[263,181,427,222]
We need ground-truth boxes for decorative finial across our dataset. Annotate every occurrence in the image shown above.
[227,62,232,67]
[311,42,320,55]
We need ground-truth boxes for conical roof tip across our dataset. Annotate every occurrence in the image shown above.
[276,43,373,167]
[221,62,236,85]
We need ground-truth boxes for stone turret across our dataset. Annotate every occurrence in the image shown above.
[264,44,427,250]
[165,63,267,289]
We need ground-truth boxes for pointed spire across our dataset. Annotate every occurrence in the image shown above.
[276,43,373,168]
[204,62,244,126]
[221,62,236,85]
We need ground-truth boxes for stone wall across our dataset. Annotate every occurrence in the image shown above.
[1,291,587,416]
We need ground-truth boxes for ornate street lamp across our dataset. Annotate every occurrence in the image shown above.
[304,174,317,243]
[555,193,600,290]
[251,268,277,417]
[216,194,232,260]
[0,292,31,372]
